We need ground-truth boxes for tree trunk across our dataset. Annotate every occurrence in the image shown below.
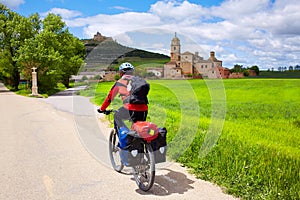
[9,47,20,91]
[62,77,70,88]
[12,68,20,91]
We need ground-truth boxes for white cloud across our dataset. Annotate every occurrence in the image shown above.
[211,0,271,20]
[48,0,300,69]
[67,12,162,37]
[42,8,82,19]
[150,0,207,22]
[0,0,25,9]
[113,33,134,46]
[221,53,239,63]
[112,6,132,12]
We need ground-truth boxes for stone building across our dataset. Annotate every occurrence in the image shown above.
[146,68,164,77]
[218,66,231,78]
[164,33,223,79]
[93,32,113,42]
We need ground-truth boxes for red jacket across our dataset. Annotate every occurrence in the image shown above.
[100,75,148,111]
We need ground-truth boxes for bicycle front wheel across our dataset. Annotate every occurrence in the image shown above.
[109,129,124,172]
[132,143,155,191]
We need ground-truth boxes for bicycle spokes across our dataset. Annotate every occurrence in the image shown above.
[132,144,155,191]
[109,129,124,172]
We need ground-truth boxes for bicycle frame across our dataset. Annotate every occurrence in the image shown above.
[104,109,166,191]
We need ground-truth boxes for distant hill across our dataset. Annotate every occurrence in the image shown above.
[82,38,169,69]
[121,49,169,59]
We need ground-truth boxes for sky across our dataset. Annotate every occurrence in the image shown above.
[1,0,300,70]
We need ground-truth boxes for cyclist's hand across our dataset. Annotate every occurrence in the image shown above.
[97,108,105,113]
[103,110,112,115]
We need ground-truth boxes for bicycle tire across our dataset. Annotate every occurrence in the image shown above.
[109,129,124,172]
[132,143,155,191]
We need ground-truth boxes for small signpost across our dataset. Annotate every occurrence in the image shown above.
[31,67,39,97]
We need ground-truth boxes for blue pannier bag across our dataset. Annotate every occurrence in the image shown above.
[118,128,143,166]
[118,126,129,149]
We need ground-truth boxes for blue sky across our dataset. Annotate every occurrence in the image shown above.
[1,0,300,70]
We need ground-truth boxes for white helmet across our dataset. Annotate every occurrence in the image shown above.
[119,62,134,73]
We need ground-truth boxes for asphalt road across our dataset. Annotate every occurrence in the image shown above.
[0,82,238,200]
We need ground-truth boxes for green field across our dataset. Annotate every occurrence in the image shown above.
[80,78,300,199]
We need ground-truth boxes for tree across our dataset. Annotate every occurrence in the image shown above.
[250,65,260,75]
[17,30,63,93]
[42,14,85,88]
[0,5,85,93]
[58,31,85,88]
[16,13,85,92]
[230,64,243,73]
[0,4,34,90]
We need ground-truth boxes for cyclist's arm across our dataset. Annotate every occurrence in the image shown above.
[100,83,119,111]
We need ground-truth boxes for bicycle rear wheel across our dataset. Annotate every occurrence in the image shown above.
[132,143,155,191]
[109,129,124,172]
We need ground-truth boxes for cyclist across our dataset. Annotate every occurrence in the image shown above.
[97,62,148,139]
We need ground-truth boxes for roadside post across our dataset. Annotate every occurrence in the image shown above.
[31,67,39,96]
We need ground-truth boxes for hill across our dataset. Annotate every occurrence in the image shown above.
[82,38,169,69]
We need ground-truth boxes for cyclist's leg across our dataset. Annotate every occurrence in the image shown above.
[114,107,133,166]
[114,107,132,149]
[114,107,131,132]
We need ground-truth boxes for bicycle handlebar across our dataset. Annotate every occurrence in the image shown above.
[97,109,114,115]
[103,109,114,115]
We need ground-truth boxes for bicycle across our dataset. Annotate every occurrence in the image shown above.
[102,109,167,192]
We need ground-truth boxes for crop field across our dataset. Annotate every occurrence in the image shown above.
[80,78,300,199]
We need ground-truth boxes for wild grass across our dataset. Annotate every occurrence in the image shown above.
[80,78,300,199]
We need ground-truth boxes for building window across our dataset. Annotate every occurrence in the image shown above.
[201,65,203,68]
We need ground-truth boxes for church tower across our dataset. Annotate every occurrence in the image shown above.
[170,32,181,62]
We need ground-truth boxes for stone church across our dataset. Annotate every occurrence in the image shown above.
[164,33,223,79]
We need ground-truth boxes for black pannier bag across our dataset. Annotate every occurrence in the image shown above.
[119,132,144,166]
[151,127,167,163]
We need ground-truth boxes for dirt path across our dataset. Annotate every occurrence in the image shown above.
[0,83,238,199]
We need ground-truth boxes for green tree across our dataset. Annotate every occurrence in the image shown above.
[17,30,63,93]
[42,13,85,88]
[249,65,260,75]
[16,13,85,93]
[0,5,85,93]
[58,31,85,88]
[0,4,33,90]
[232,64,243,72]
